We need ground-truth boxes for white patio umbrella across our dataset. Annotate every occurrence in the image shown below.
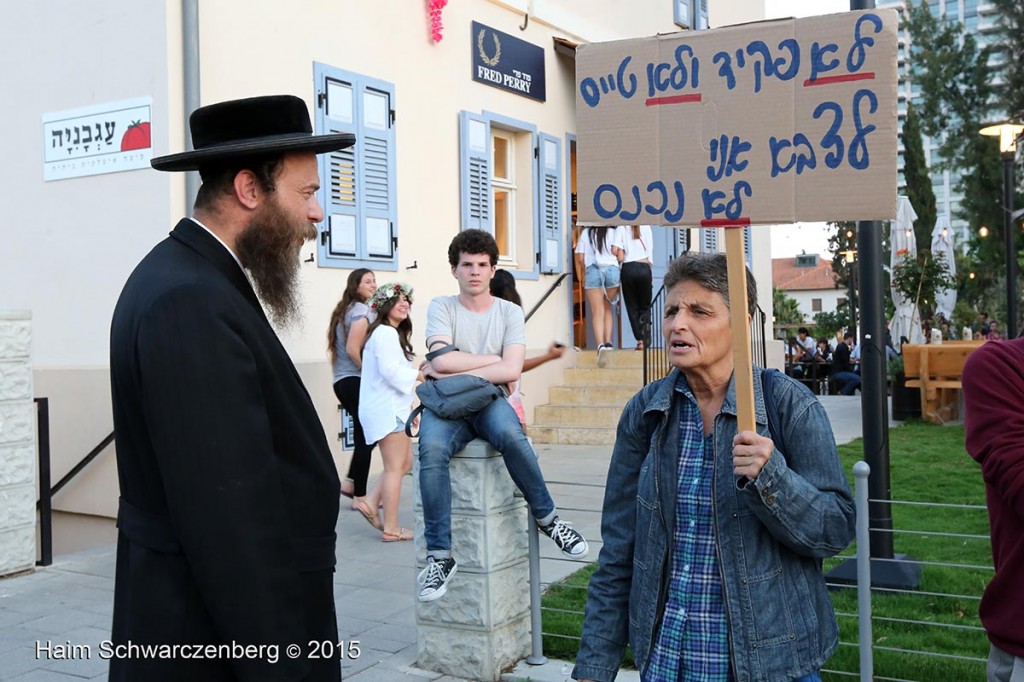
[889,196,925,347]
[930,215,957,323]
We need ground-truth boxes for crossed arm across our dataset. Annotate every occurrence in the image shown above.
[422,334,525,386]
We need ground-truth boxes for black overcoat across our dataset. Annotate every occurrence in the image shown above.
[108,219,341,681]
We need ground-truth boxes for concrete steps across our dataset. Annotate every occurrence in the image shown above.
[530,349,645,445]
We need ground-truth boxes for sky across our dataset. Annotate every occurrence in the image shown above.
[762,0,854,259]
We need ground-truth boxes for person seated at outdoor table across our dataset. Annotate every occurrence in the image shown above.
[831,333,861,396]
[813,338,832,364]
[987,320,1004,342]
[785,336,806,379]
[796,326,816,361]
[572,252,855,682]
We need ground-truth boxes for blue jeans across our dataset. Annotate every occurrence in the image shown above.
[833,371,861,395]
[418,397,556,555]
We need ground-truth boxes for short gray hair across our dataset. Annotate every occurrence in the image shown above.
[663,252,757,317]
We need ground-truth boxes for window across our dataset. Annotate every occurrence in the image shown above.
[812,298,823,313]
[459,111,564,277]
[314,63,397,270]
[700,227,720,253]
[491,130,517,262]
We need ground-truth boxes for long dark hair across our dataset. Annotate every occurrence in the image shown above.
[327,268,373,362]
[588,226,614,255]
[489,269,522,307]
[365,294,414,361]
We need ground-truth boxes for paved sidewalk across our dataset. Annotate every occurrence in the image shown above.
[0,395,874,681]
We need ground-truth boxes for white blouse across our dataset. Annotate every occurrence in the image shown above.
[358,325,419,444]
[575,227,622,268]
[615,225,654,263]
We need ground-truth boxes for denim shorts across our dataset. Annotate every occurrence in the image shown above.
[585,263,621,289]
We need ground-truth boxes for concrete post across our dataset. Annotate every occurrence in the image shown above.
[413,439,531,682]
[0,311,36,576]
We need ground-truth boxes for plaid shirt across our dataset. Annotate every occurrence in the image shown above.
[645,376,730,682]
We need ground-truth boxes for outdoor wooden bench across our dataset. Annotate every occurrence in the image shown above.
[901,341,985,424]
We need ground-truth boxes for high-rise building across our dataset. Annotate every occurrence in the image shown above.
[879,0,1006,246]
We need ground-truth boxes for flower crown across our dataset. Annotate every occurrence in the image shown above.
[369,282,414,311]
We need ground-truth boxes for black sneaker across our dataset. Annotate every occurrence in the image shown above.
[417,556,458,602]
[540,517,589,558]
[597,343,613,368]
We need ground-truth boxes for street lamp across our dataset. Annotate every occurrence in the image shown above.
[979,121,1024,339]
[842,246,857,339]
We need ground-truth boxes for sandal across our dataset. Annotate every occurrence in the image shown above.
[353,500,382,530]
[381,528,413,542]
[635,341,645,351]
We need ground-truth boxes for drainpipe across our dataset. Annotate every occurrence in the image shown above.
[182,0,201,213]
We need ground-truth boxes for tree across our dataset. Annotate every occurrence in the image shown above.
[992,0,1024,122]
[902,103,937,251]
[773,288,804,326]
[812,309,850,341]
[904,0,1007,319]
[890,249,956,320]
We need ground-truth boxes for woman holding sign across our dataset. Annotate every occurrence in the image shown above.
[573,253,854,682]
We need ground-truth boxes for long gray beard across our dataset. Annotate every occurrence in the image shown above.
[236,209,313,331]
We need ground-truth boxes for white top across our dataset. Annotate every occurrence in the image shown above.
[574,227,621,268]
[358,325,419,444]
[614,225,654,263]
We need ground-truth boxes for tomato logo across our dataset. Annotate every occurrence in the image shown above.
[120,121,151,151]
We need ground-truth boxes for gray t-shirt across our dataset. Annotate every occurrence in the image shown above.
[332,301,371,383]
[424,296,525,356]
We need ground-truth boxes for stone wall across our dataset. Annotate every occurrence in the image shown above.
[413,440,531,682]
[0,311,36,576]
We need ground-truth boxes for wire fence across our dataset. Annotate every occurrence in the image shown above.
[526,463,993,682]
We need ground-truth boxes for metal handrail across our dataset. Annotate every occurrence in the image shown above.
[33,396,116,567]
[524,272,571,324]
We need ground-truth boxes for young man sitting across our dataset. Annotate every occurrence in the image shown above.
[416,229,589,602]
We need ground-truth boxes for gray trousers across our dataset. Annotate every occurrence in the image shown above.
[989,644,1024,682]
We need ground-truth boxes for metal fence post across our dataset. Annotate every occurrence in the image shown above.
[854,461,873,682]
[35,397,52,567]
[526,516,548,665]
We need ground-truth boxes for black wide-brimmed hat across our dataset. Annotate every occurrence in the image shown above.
[151,95,355,172]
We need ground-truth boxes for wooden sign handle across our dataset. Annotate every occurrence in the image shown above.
[725,227,756,433]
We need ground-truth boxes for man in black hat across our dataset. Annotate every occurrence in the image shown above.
[108,95,354,681]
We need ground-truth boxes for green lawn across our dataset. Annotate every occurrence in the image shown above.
[540,421,992,681]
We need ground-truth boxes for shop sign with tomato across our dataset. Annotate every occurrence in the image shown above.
[43,96,153,181]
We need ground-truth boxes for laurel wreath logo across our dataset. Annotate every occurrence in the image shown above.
[477,29,501,67]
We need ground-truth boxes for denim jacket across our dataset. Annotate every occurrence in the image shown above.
[573,367,855,682]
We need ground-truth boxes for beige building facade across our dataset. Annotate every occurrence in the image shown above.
[1,0,767,556]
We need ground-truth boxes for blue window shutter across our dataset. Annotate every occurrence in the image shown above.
[317,68,359,262]
[537,133,562,274]
[459,111,491,233]
[314,62,398,270]
[357,78,397,264]
[701,227,719,253]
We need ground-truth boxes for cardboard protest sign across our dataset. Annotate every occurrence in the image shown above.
[575,9,899,227]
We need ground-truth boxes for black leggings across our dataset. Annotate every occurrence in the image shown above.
[620,261,653,343]
[333,376,375,497]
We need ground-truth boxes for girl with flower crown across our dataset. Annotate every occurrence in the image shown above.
[356,283,420,541]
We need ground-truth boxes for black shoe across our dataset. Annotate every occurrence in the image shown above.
[417,556,458,602]
[540,517,589,558]
[597,343,613,367]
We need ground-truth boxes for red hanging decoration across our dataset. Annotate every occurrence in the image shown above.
[429,0,448,43]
